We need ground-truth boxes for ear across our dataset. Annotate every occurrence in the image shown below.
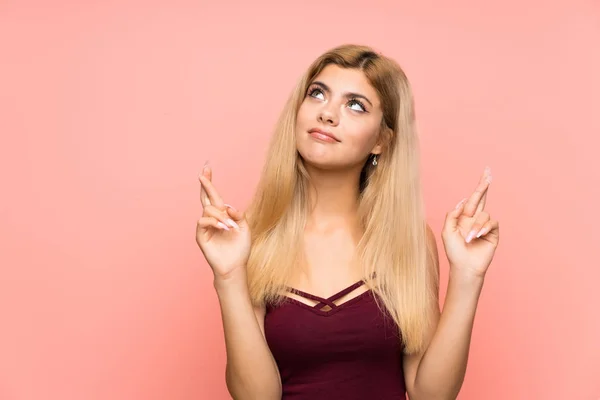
[371,144,382,155]
[371,126,392,155]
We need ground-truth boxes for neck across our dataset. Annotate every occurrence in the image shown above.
[304,163,364,230]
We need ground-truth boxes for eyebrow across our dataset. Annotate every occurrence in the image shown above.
[310,81,373,107]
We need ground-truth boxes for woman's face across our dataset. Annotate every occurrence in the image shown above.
[295,64,384,170]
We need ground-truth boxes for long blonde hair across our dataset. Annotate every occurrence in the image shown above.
[246,44,438,354]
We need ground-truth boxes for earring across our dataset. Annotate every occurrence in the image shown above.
[372,155,378,166]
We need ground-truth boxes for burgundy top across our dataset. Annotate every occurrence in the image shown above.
[264,279,406,399]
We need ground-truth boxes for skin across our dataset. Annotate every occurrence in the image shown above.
[292,65,386,294]
[196,64,500,399]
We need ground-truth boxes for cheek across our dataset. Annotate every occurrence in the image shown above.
[296,101,317,124]
[345,124,380,151]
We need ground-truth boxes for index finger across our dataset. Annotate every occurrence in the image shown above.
[463,167,492,217]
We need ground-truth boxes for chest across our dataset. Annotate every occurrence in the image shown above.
[265,292,402,364]
[303,228,357,269]
[293,228,363,297]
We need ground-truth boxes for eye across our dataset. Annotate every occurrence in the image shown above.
[348,98,366,112]
[308,87,325,100]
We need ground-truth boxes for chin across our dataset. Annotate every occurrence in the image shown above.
[297,137,353,171]
[297,150,333,169]
[298,152,350,172]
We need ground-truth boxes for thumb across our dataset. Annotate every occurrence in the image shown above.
[444,198,467,232]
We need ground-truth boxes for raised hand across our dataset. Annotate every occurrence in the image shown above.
[441,167,500,278]
[195,163,251,279]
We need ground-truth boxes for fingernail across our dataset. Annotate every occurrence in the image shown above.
[476,227,487,238]
[224,203,237,211]
[226,219,240,230]
[217,222,230,231]
[465,229,477,243]
[485,167,492,184]
[455,198,467,209]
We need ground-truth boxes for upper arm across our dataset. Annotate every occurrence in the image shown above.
[254,304,267,337]
[403,223,442,396]
[253,303,283,389]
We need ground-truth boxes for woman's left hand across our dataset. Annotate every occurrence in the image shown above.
[441,167,500,278]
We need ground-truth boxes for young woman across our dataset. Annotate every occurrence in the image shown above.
[196,44,499,400]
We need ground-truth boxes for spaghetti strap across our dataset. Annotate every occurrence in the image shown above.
[287,279,368,310]
[327,280,366,302]
[288,288,338,309]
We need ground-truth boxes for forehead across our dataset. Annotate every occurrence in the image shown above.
[311,64,380,107]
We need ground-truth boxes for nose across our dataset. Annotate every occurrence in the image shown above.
[317,103,339,126]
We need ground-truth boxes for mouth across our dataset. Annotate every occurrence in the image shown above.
[307,128,340,143]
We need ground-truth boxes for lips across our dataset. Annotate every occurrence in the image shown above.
[308,128,340,142]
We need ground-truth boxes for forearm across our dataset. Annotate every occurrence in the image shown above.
[412,269,485,399]
[215,269,281,400]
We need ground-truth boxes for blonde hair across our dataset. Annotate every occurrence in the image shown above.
[246,44,438,354]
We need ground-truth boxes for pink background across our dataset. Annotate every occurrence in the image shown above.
[1,1,599,399]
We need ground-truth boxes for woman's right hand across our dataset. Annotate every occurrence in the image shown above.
[195,163,251,279]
